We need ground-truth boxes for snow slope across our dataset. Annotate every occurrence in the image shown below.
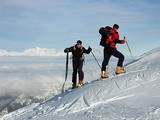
[1,47,160,120]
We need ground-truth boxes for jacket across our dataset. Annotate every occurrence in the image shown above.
[107,29,125,48]
[64,45,91,62]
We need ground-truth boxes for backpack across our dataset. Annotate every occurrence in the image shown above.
[99,26,112,48]
[71,45,85,62]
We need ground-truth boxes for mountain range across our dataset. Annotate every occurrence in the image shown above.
[0,47,102,56]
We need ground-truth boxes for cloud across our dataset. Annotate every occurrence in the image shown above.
[0,53,104,97]
[0,56,66,97]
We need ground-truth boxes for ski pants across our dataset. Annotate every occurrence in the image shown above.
[72,61,84,84]
[102,47,124,71]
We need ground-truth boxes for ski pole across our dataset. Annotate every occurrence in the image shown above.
[62,51,69,93]
[91,50,104,81]
[126,41,134,61]
[91,50,101,70]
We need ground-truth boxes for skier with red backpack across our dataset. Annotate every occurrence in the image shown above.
[99,24,126,78]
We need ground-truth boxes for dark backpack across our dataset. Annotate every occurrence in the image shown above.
[99,26,112,47]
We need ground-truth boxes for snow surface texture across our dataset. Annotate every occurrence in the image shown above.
[1,47,160,120]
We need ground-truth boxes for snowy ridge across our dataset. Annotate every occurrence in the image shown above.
[1,47,160,120]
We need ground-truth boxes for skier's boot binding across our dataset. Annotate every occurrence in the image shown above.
[101,71,109,78]
[116,66,126,75]
[77,80,83,87]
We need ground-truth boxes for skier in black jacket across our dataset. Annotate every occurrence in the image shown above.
[64,40,92,88]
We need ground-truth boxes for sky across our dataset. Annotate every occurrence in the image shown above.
[0,0,160,56]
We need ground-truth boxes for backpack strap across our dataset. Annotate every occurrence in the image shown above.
[71,45,84,61]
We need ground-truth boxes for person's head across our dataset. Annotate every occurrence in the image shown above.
[76,40,82,48]
[113,24,119,30]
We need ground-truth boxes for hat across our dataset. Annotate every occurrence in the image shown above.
[76,40,82,45]
[113,24,119,29]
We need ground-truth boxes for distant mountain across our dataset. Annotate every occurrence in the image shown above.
[0,94,44,116]
[0,90,59,116]
[0,47,64,56]
[0,47,102,56]
[0,96,15,116]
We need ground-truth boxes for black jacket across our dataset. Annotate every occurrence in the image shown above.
[64,45,91,62]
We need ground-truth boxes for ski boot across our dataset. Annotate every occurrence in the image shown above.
[72,83,77,89]
[101,71,109,78]
[77,80,84,88]
[116,66,126,75]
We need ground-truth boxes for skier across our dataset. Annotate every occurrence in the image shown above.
[64,40,92,88]
[101,24,126,78]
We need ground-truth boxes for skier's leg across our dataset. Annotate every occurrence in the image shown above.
[112,49,126,74]
[72,62,78,87]
[101,48,110,78]
[102,48,111,71]
[77,62,84,87]
[112,49,124,67]
[78,62,84,81]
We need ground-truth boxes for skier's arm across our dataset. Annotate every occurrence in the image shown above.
[113,39,125,44]
[83,47,92,54]
[114,36,126,44]
[64,46,74,53]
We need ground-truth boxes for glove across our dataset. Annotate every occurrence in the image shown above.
[64,48,69,53]
[121,36,126,44]
[88,46,92,52]
[121,40,125,44]
[124,36,127,41]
